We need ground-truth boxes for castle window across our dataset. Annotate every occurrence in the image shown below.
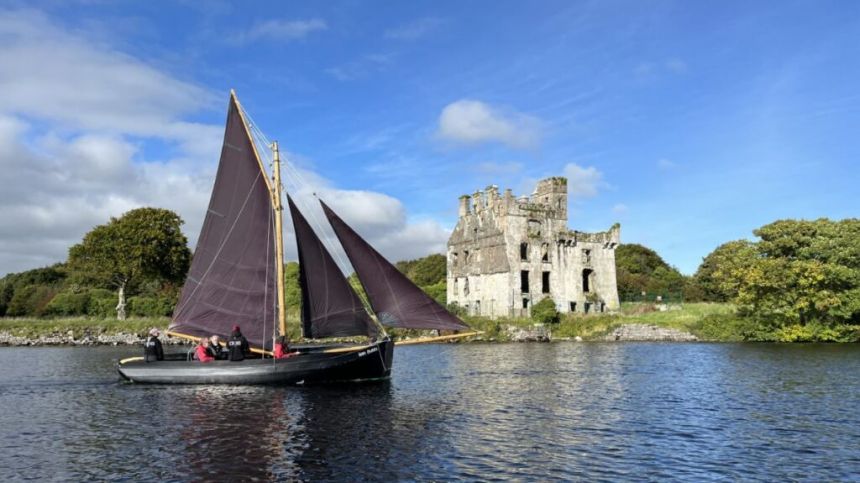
[464,250,470,263]
[520,242,528,261]
[542,271,550,294]
[522,298,529,309]
[453,277,458,293]
[452,252,459,265]
[464,278,470,296]
[582,249,592,264]
[475,300,481,315]
[521,270,530,293]
[582,268,593,293]
[541,243,549,262]
[570,302,576,312]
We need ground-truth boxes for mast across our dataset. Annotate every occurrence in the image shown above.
[272,141,287,337]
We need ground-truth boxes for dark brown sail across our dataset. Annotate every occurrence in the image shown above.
[169,93,277,349]
[288,196,378,339]
[320,200,469,331]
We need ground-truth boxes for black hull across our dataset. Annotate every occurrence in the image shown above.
[117,339,393,385]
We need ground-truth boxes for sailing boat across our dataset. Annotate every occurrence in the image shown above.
[117,91,473,385]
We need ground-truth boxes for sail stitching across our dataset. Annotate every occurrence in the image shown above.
[173,170,265,317]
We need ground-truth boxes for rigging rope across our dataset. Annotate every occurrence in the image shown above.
[240,105,383,333]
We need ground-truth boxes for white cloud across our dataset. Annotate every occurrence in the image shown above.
[612,203,628,214]
[0,10,215,137]
[230,18,327,44]
[563,163,604,198]
[384,17,445,40]
[437,99,540,149]
[280,163,450,271]
[0,10,450,276]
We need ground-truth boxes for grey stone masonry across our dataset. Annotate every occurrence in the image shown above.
[447,177,620,318]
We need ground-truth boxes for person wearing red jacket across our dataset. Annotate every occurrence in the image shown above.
[195,337,215,362]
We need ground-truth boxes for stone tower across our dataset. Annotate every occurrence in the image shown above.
[447,177,620,318]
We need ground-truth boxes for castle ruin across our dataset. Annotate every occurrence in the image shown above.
[446,177,620,318]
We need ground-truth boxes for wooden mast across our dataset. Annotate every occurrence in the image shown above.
[271,141,287,338]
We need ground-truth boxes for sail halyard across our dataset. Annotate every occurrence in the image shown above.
[168,92,279,350]
[288,196,379,339]
[319,200,470,332]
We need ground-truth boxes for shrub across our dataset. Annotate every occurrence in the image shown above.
[531,297,560,324]
[128,296,174,317]
[6,285,58,316]
[422,281,446,305]
[44,291,91,316]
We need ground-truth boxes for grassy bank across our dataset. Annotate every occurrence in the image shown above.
[462,302,735,341]
[4,303,856,343]
[0,304,733,342]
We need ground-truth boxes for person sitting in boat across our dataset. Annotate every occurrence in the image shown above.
[273,336,298,359]
[227,325,250,361]
[143,328,164,362]
[208,335,227,360]
[195,337,215,362]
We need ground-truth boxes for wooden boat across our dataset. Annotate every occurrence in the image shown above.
[118,91,473,385]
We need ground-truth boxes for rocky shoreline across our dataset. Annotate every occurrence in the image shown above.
[0,332,188,347]
[601,324,699,342]
[1,323,700,346]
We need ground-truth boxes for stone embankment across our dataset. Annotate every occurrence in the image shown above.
[601,324,698,342]
[0,332,188,347]
[506,324,551,342]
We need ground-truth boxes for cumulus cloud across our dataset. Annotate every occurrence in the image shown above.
[563,163,604,198]
[437,99,540,149]
[279,160,450,270]
[230,18,327,44]
[0,10,449,275]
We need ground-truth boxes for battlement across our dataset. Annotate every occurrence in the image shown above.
[457,177,568,221]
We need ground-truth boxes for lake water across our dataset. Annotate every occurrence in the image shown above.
[0,343,858,481]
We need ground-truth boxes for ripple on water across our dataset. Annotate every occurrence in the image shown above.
[0,343,859,481]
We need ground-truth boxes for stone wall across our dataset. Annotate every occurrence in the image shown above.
[448,177,620,318]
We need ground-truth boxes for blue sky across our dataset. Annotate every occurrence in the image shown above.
[0,1,858,275]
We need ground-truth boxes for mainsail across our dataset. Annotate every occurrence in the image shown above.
[169,93,277,349]
[288,196,378,339]
[320,200,469,331]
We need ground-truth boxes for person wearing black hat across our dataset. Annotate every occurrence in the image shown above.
[144,328,164,362]
[227,325,250,361]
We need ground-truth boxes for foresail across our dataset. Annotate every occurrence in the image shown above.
[320,200,470,332]
[288,197,378,339]
[169,93,276,349]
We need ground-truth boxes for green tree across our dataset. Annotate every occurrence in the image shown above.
[396,253,447,286]
[67,208,191,320]
[693,240,758,301]
[615,243,689,300]
[0,264,67,316]
[531,297,560,324]
[731,219,860,331]
[283,262,301,311]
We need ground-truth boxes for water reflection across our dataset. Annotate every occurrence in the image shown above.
[0,344,859,481]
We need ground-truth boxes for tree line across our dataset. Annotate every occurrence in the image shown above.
[2,208,858,341]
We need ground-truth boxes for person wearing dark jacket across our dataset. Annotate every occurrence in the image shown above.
[144,328,164,362]
[228,325,250,361]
